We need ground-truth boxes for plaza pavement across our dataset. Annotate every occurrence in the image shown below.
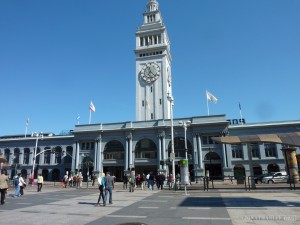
[0,182,299,225]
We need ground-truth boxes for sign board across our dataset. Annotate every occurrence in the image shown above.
[170,153,175,161]
[179,159,189,185]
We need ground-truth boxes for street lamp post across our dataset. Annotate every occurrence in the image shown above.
[179,120,191,195]
[179,121,191,159]
[31,132,43,183]
[167,93,175,186]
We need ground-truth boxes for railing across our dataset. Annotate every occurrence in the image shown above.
[170,175,299,192]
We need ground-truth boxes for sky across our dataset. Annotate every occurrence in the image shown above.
[0,0,300,136]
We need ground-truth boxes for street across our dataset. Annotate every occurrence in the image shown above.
[0,183,299,225]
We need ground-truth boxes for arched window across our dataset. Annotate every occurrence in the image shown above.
[23,148,30,164]
[54,146,62,164]
[65,146,73,164]
[168,137,193,159]
[135,138,157,159]
[104,140,124,160]
[204,152,221,160]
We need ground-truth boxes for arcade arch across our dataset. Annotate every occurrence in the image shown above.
[134,138,158,175]
[267,163,280,173]
[204,151,222,179]
[103,140,125,181]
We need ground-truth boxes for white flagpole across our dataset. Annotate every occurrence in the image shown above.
[25,118,29,138]
[239,102,244,124]
[206,90,210,116]
[89,110,92,124]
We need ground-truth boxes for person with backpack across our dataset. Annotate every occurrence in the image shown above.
[95,173,105,206]
[14,174,20,197]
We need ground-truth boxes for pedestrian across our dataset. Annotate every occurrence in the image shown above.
[148,172,154,190]
[123,174,128,189]
[0,169,9,205]
[157,172,165,190]
[141,173,146,190]
[103,171,114,206]
[168,173,173,190]
[175,173,181,190]
[37,174,44,192]
[95,173,105,206]
[146,173,150,188]
[136,174,141,189]
[63,174,68,188]
[129,170,135,192]
[91,173,97,186]
[69,176,74,187]
[13,174,20,197]
[78,172,83,188]
[72,175,78,188]
[154,173,160,190]
[19,174,27,196]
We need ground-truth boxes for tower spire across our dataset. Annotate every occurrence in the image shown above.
[135,0,172,121]
[147,0,159,12]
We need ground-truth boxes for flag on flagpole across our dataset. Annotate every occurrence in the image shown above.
[206,90,218,104]
[77,114,80,125]
[89,101,96,112]
[239,102,242,110]
[25,118,30,127]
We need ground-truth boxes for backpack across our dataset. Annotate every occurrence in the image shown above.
[97,177,102,186]
[14,178,19,186]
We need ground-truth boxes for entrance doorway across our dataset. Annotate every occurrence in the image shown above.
[204,163,222,179]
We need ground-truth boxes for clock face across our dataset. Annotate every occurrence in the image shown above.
[140,62,160,83]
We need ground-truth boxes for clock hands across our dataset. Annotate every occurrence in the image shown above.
[140,62,160,83]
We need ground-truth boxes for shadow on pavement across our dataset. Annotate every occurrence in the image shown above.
[78,201,96,205]
[179,197,300,208]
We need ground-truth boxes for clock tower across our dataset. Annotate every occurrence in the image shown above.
[135,0,172,121]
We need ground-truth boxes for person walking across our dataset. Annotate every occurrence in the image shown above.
[78,172,83,188]
[0,169,9,205]
[141,173,146,190]
[146,173,150,189]
[19,174,27,196]
[103,171,114,206]
[63,174,69,188]
[168,173,173,190]
[123,174,128,189]
[148,172,154,190]
[129,170,135,192]
[96,173,105,206]
[14,174,21,197]
[91,173,97,186]
[37,174,44,192]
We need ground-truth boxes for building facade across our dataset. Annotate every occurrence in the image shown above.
[0,0,299,182]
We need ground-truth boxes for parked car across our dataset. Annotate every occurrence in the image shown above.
[253,174,269,184]
[261,172,288,184]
